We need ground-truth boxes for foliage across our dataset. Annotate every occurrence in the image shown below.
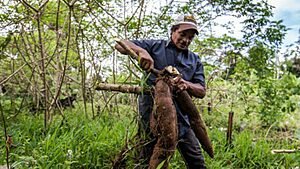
[1,104,137,168]
[0,0,300,168]
[1,103,300,168]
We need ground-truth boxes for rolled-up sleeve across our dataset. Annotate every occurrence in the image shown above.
[192,59,205,87]
[132,40,155,54]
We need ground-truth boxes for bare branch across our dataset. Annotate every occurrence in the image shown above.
[0,101,10,169]
[38,0,50,11]
[0,64,26,86]
[144,0,174,38]
[124,0,144,26]
[134,0,145,38]
[20,0,38,12]
[92,0,124,25]
[48,4,72,114]
[95,83,150,94]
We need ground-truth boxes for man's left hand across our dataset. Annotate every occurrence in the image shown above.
[173,76,206,98]
[173,76,188,92]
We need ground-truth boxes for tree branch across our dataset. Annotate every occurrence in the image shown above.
[20,0,38,12]
[95,83,150,94]
[0,64,26,86]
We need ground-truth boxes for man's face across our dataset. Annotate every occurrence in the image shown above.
[171,26,196,50]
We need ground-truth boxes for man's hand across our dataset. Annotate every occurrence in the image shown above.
[174,76,188,92]
[173,76,206,98]
[138,50,154,72]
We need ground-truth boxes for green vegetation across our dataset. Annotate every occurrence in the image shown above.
[1,0,300,168]
[1,96,299,168]
[0,105,136,168]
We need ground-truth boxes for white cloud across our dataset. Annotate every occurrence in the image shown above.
[212,15,245,38]
[268,0,300,11]
[268,0,300,46]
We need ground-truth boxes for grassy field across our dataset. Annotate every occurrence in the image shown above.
[1,101,300,168]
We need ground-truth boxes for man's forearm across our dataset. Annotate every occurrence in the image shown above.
[186,81,206,98]
[115,39,154,71]
[115,40,144,55]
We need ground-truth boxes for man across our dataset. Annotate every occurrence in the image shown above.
[115,15,206,169]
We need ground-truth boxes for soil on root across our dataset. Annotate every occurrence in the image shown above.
[149,77,178,169]
[175,90,214,158]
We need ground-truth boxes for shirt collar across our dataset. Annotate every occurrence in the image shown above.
[165,39,172,47]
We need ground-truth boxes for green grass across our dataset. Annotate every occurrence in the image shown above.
[1,104,137,168]
[1,103,300,168]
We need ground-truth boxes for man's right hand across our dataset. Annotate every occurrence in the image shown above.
[138,50,154,72]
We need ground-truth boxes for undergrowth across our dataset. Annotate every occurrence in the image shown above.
[1,103,300,168]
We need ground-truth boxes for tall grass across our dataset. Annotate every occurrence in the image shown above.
[1,103,299,168]
[1,105,136,168]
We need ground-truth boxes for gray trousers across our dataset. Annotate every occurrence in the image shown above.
[177,128,206,169]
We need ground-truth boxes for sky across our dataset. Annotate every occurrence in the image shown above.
[211,0,300,53]
[268,0,300,46]
[163,0,300,48]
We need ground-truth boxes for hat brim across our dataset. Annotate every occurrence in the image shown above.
[177,24,199,35]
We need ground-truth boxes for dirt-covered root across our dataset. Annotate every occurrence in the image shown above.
[148,138,175,169]
[175,90,214,158]
[149,77,178,169]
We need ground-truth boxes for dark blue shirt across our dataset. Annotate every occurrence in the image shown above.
[133,39,205,137]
